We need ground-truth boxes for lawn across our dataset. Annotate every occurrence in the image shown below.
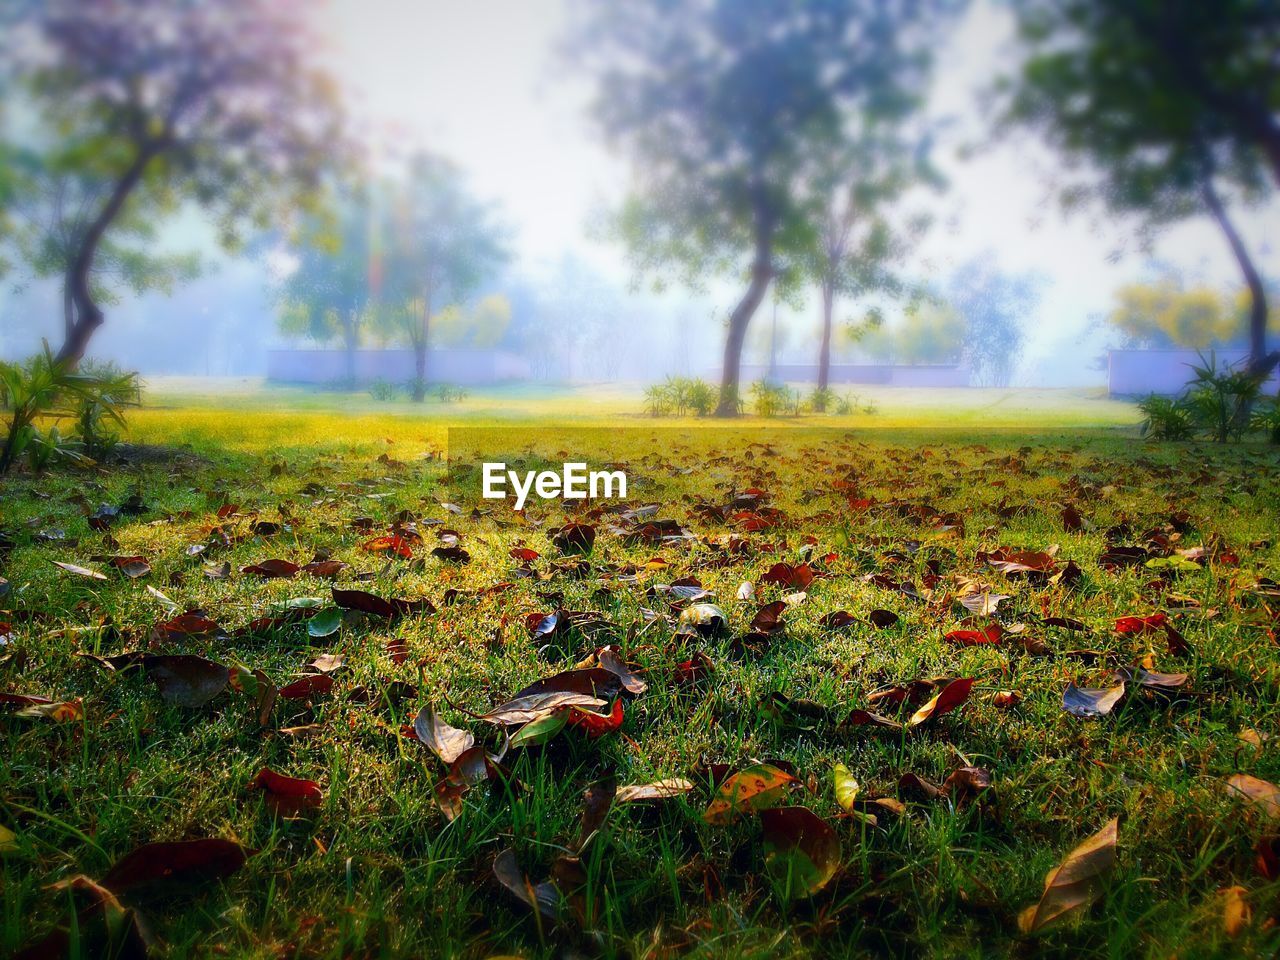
[2,383,1279,959]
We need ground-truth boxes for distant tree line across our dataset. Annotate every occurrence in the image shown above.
[0,0,1276,412]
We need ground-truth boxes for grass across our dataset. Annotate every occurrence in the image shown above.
[2,382,1279,958]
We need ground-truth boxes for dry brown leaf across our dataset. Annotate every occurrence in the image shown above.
[1018,817,1118,934]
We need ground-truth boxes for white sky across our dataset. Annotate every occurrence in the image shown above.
[317,0,1276,384]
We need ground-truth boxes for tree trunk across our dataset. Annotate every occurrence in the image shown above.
[715,201,774,417]
[55,141,162,368]
[1201,177,1278,379]
[413,341,426,402]
[818,280,834,394]
[62,283,75,343]
[412,297,430,403]
[342,311,358,386]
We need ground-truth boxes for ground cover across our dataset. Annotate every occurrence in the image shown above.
[2,387,1279,958]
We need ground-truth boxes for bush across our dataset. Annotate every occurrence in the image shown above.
[1,346,139,473]
[1139,353,1269,443]
[687,379,716,416]
[1183,352,1263,443]
[641,377,717,417]
[809,386,837,413]
[435,384,468,403]
[1138,394,1195,440]
[1252,395,1280,444]
[73,359,141,458]
[368,379,400,402]
[643,384,670,417]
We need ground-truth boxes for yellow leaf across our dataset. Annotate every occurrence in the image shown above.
[703,764,797,825]
[832,763,859,812]
[1220,886,1250,939]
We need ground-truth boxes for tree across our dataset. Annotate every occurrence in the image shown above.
[574,0,945,415]
[276,185,376,385]
[860,300,963,365]
[804,125,935,394]
[433,295,513,349]
[1005,0,1279,377]
[948,258,1042,387]
[1,0,343,365]
[4,150,202,345]
[373,154,508,401]
[1107,276,1277,349]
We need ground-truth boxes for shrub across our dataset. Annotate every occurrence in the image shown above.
[641,377,717,417]
[1183,352,1263,443]
[73,359,141,458]
[687,379,716,416]
[1,345,138,474]
[1252,395,1280,444]
[748,379,782,417]
[1138,394,1195,440]
[368,379,400,402]
[643,384,670,417]
[809,386,837,413]
[435,384,468,403]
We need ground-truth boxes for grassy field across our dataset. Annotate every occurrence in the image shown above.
[3,382,1279,959]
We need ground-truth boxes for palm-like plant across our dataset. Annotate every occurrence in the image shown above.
[0,344,138,473]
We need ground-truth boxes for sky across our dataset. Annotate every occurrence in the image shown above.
[316,0,1279,386]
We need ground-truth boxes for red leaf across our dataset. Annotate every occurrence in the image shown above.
[561,699,624,737]
[362,535,415,558]
[101,838,249,894]
[278,675,334,699]
[249,767,322,815]
[907,678,975,727]
[944,623,1002,646]
[760,562,815,590]
[1115,613,1168,635]
[240,559,300,579]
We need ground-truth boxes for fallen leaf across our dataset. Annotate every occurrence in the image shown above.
[832,763,859,812]
[144,655,229,708]
[1226,775,1280,820]
[413,704,475,764]
[1018,817,1118,934]
[306,607,343,639]
[101,838,250,895]
[240,559,300,579]
[760,806,841,896]
[1062,681,1125,718]
[907,678,974,727]
[703,763,798,825]
[1220,885,1251,938]
[615,779,694,804]
[51,560,107,581]
[278,675,334,700]
[945,623,1002,646]
[248,768,322,816]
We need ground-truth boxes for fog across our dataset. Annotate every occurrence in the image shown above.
[1,0,1276,394]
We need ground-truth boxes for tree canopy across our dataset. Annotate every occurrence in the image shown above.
[1004,0,1279,374]
[574,0,947,413]
[369,154,509,400]
[0,0,344,364]
[1108,277,1279,350]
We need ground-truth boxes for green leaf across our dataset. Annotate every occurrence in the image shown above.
[509,711,568,748]
[306,607,343,638]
